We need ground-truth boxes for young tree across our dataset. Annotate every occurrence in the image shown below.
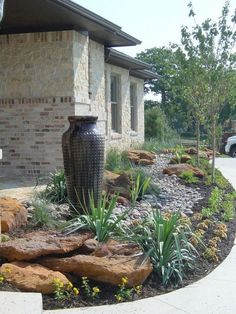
[181,1,236,182]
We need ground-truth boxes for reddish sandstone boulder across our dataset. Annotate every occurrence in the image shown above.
[163,164,205,178]
[39,254,152,287]
[169,155,191,164]
[93,239,140,257]
[103,170,131,199]
[0,262,69,294]
[0,231,93,261]
[185,147,208,159]
[0,197,27,232]
[127,150,156,165]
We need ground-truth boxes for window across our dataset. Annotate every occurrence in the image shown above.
[111,75,120,132]
[130,83,137,131]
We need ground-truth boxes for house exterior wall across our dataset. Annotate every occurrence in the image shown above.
[105,64,144,150]
[0,30,144,177]
[0,31,75,176]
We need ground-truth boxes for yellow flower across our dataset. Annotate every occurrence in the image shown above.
[67,281,73,290]
[134,285,142,295]
[52,278,61,284]
[73,287,79,296]
[115,295,124,302]
[121,276,128,286]
[92,287,100,294]
[0,274,4,284]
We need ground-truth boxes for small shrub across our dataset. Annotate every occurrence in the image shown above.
[43,170,67,203]
[115,277,142,302]
[180,171,199,184]
[201,187,222,218]
[201,207,214,219]
[203,247,219,262]
[222,199,235,221]
[214,223,228,239]
[52,278,79,300]
[209,187,222,213]
[81,277,100,299]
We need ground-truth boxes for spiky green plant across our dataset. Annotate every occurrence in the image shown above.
[64,193,129,242]
[121,210,198,286]
[43,169,67,203]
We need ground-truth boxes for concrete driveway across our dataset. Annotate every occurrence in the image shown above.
[215,157,236,188]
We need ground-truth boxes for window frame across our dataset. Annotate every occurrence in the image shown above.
[130,83,138,132]
[110,74,121,133]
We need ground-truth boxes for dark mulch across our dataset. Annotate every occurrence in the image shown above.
[1,179,236,311]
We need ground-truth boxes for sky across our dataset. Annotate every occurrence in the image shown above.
[73,0,236,57]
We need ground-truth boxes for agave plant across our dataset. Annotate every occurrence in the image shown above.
[64,193,130,242]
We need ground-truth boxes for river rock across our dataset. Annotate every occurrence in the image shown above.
[39,254,153,287]
[0,231,93,261]
[0,262,69,294]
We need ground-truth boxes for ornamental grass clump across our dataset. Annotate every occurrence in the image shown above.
[64,193,129,242]
[121,210,198,287]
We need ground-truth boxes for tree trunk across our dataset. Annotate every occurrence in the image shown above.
[211,117,216,184]
[161,90,166,104]
[196,120,200,166]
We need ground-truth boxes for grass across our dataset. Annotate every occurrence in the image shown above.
[105,149,132,173]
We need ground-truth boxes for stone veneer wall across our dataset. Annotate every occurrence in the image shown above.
[0,30,144,177]
[0,31,75,177]
[104,64,144,150]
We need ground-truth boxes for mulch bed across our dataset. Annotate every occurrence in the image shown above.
[1,178,236,311]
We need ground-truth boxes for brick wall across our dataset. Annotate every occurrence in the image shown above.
[0,97,74,177]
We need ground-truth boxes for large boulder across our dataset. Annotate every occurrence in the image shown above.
[39,254,153,287]
[185,147,209,159]
[0,197,27,232]
[0,262,69,294]
[169,155,191,164]
[92,239,140,257]
[103,170,131,199]
[0,231,93,261]
[163,164,205,178]
[127,150,156,165]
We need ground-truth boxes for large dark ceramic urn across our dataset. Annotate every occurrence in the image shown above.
[62,116,105,212]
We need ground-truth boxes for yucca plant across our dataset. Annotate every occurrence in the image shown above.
[43,170,67,203]
[64,193,130,242]
[129,174,151,205]
[121,210,198,287]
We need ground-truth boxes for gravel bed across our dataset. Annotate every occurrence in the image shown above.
[114,153,203,223]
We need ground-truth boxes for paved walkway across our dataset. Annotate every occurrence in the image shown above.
[1,158,236,314]
[0,176,46,202]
